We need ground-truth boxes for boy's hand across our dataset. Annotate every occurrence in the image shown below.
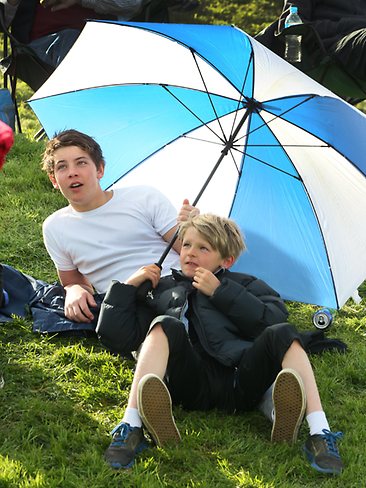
[125,264,161,289]
[64,284,97,323]
[177,198,199,223]
[192,267,220,296]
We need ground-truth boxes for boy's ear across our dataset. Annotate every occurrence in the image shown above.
[97,162,105,180]
[48,173,59,189]
[221,256,235,269]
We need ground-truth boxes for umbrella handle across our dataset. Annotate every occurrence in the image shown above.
[136,227,179,301]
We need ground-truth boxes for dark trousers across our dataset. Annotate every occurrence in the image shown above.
[149,316,304,413]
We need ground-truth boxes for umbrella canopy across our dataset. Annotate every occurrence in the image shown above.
[29,21,366,309]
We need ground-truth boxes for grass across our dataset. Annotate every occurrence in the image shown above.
[1,5,366,485]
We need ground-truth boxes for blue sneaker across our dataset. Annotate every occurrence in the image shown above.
[304,429,344,475]
[104,422,149,469]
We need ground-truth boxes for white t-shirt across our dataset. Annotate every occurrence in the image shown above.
[43,186,180,293]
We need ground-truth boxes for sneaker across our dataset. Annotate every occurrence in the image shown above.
[304,429,344,475]
[271,368,306,443]
[104,422,149,469]
[137,373,181,447]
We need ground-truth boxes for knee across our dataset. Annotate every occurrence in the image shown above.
[149,322,166,339]
[264,322,297,338]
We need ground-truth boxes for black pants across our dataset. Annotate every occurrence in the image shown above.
[148,316,305,413]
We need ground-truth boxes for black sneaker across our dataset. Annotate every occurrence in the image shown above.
[271,368,306,443]
[304,429,344,475]
[104,422,149,469]
[137,374,181,447]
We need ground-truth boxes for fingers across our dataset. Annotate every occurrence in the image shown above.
[125,264,161,288]
[65,301,94,323]
[64,287,96,323]
[178,198,200,223]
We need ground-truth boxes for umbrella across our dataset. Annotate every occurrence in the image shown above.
[29,21,366,309]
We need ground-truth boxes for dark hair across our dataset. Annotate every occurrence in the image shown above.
[42,129,105,175]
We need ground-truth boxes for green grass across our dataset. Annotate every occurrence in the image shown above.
[1,4,366,485]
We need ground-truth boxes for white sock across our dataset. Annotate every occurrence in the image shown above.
[306,410,330,436]
[122,407,142,428]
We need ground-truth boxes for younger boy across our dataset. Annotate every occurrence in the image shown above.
[41,129,194,324]
[100,214,344,475]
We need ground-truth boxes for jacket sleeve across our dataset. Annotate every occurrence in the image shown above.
[209,275,289,340]
[96,280,154,355]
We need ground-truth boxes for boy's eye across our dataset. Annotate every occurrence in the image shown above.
[55,164,66,171]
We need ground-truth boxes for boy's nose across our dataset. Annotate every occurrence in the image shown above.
[68,166,78,177]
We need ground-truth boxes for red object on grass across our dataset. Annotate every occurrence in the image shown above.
[0,120,14,170]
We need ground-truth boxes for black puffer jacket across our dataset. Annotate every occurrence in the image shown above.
[96,269,289,366]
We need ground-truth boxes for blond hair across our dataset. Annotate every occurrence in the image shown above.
[178,214,245,260]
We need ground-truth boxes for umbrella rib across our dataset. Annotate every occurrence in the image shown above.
[229,50,254,141]
[242,150,302,180]
[190,49,231,144]
[233,94,315,147]
[161,85,227,144]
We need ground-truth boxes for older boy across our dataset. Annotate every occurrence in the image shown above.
[100,214,344,475]
[42,129,194,323]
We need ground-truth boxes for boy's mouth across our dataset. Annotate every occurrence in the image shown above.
[69,182,82,189]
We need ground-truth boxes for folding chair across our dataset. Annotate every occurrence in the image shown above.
[255,15,366,104]
[0,3,54,133]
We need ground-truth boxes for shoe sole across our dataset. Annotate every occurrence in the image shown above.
[271,368,306,444]
[137,374,181,447]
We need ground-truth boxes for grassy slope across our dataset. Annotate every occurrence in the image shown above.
[1,2,366,486]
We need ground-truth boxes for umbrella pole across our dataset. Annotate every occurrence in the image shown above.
[157,102,256,267]
[136,100,258,298]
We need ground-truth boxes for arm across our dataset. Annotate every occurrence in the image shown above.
[58,268,97,323]
[96,265,160,354]
[209,274,289,339]
[162,198,200,255]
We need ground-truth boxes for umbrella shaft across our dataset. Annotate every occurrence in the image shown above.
[159,102,253,267]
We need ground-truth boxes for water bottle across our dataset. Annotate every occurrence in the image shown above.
[284,5,303,63]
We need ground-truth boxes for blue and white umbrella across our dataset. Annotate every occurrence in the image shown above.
[29,21,366,309]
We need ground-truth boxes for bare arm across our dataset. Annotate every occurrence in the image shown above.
[58,269,97,323]
[163,198,200,255]
[162,225,181,254]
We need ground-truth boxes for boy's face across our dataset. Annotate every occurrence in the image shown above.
[48,145,105,212]
[180,227,234,278]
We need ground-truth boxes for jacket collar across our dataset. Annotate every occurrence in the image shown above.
[171,267,227,282]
